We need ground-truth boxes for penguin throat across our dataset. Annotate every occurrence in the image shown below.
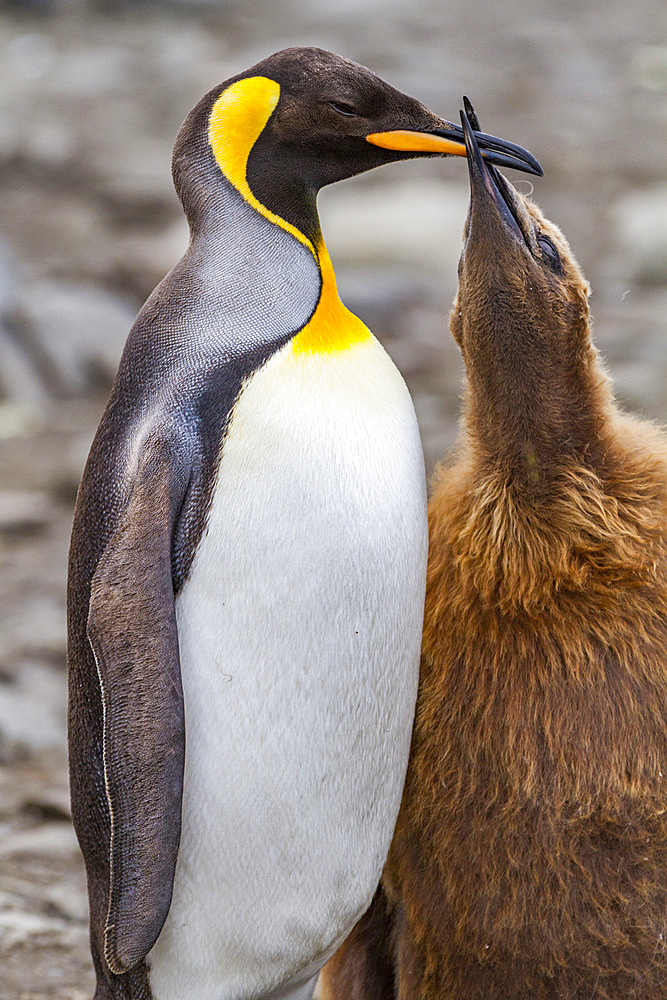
[294,240,371,355]
[208,76,371,355]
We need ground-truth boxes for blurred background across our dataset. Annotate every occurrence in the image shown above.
[0,0,665,995]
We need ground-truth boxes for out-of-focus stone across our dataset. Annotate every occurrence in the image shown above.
[612,185,667,287]
[42,884,88,924]
[12,282,137,397]
[0,910,65,951]
[337,266,443,325]
[632,45,667,91]
[0,589,67,673]
[20,787,71,823]
[0,491,52,535]
[0,822,79,860]
[0,240,51,407]
[0,238,17,310]
[0,663,66,762]
[0,404,37,440]
[0,330,49,408]
[113,218,190,296]
[591,288,667,422]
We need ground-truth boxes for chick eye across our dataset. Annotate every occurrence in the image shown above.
[537,234,561,268]
[329,101,358,117]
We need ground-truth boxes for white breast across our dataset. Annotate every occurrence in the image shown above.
[148,336,428,1000]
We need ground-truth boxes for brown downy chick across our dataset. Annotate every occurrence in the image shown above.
[321,106,667,1000]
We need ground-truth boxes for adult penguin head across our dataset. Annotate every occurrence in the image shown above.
[173,47,541,239]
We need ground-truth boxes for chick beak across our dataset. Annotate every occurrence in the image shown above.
[461,106,526,242]
[366,112,543,178]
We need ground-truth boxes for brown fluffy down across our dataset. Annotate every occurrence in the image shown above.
[321,189,667,999]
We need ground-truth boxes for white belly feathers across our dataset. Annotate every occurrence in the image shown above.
[148,336,427,1000]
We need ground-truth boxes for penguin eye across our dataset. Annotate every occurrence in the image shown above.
[329,101,358,118]
[537,234,561,269]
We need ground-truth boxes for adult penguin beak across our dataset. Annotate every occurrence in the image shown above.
[366,109,543,178]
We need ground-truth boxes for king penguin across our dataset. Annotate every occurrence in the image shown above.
[67,47,542,1000]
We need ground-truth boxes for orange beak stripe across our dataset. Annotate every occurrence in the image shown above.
[365,130,467,156]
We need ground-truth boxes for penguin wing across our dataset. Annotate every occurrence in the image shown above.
[86,436,187,975]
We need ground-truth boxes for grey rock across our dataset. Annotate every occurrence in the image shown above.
[631,45,667,92]
[0,242,50,406]
[0,663,66,761]
[42,884,88,924]
[0,328,50,407]
[0,491,52,535]
[20,787,71,823]
[0,909,65,951]
[0,822,79,861]
[612,185,667,287]
[12,282,136,398]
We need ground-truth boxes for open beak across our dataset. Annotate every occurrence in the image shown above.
[460,102,526,243]
[366,108,543,178]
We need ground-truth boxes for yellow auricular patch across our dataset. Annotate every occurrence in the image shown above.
[208,76,371,355]
[208,77,312,253]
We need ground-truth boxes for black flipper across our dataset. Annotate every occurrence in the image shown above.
[85,437,187,976]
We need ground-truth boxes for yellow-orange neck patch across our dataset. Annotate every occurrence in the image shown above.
[208,76,371,356]
[293,241,371,355]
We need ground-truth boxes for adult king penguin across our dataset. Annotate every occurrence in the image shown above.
[67,48,541,1000]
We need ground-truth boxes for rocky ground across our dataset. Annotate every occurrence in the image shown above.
[0,0,665,995]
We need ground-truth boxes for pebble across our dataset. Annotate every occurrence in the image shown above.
[613,184,667,287]
[0,823,79,861]
[20,787,71,823]
[0,663,66,762]
[0,491,52,535]
[12,282,136,399]
[0,910,67,951]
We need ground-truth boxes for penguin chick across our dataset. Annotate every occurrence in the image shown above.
[67,50,541,1000]
[321,108,667,1000]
